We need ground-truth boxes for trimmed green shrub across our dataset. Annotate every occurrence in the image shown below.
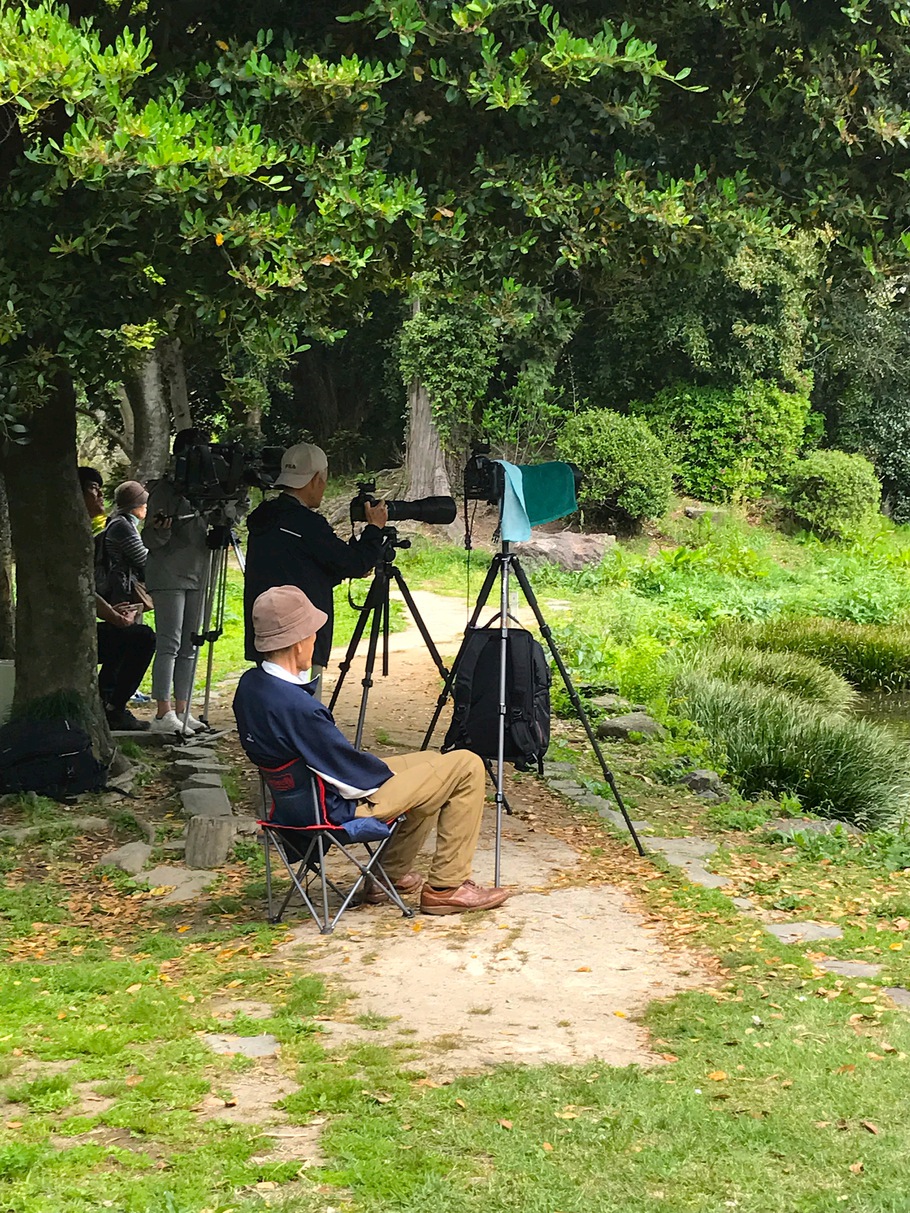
[631,380,811,502]
[786,449,881,540]
[678,645,857,712]
[556,410,672,531]
[736,617,910,690]
[672,671,910,829]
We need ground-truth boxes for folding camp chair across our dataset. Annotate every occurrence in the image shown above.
[257,764,415,934]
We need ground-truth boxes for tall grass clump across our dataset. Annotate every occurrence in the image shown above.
[672,671,910,829]
[679,645,857,712]
[733,617,910,690]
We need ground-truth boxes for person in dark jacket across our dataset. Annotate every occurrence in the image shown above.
[97,480,148,608]
[80,468,154,731]
[234,585,513,915]
[243,443,387,697]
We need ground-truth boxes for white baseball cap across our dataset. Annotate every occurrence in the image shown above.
[274,442,328,489]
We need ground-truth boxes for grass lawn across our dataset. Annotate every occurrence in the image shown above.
[4,753,910,1212]
[8,502,910,1209]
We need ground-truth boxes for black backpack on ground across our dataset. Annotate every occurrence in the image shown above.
[443,625,551,772]
[0,717,106,798]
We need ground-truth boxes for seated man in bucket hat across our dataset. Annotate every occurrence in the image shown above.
[233,585,512,916]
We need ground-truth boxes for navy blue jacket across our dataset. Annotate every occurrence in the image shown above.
[233,666,392,828]
[243,494,384,666]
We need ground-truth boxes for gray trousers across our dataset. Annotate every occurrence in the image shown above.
[151,589,203,703]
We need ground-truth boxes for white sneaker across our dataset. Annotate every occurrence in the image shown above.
[151,709,208,735]
[151,710,184,735]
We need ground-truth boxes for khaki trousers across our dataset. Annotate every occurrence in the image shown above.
[354,750,485,888]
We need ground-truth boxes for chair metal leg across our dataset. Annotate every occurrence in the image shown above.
[262,822,418,932]
[263,831,276,922]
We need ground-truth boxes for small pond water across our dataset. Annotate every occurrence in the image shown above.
[856,692,910,740]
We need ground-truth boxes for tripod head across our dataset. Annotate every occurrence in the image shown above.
[378,525,411,564]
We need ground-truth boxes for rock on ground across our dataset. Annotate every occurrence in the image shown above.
[513,531,616,572]
[597,712,667,741]
[765,921,843,944]
[97,841,152,876]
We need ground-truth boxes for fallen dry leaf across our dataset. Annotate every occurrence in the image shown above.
[542,1142,554,1152]
[499,1119,513,1130]
[456,1099,467,1109]
[850,1161,864,1175]
[861,1121,879,1135]
[707,1071,727,1082]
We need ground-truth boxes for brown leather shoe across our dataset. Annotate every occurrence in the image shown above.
[363,871,424,905]
[420,880,513,916]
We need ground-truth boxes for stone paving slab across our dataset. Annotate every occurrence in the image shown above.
[547,779,586,796]
[178,773,225,791]
[765,921,844,944]
[817,959,882,978]
[180,788,232,818]
[202,1033,280,1058]
[142,865,216,904]
[98,842,152,876]
[885,987,910,1009]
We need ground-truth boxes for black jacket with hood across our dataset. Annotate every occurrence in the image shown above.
[244,493,384,665]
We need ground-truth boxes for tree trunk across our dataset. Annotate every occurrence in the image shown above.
[124,343,175,481]
[405,375,453,498]
[0,474,15,660]
[158,335,192,431]
[404,301,452,499]
[2,374,112,759]
[116,384,136,470]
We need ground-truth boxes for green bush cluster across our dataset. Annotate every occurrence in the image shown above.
[631,379,811,502]
[672,671,910,830]
[736,617,910,690]
[785,449,881,540]
[556,410,673,531]
[677,644,857,712]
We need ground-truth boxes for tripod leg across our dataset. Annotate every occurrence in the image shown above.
[390,567,450,682]
[511,558,646,857]
[199,546,228,725]
[328,577,382,712]
[353,573,387,750]
[492,553,511,887]
[181,547,220,738]
[421,554,502,751]
[482,757,513,816]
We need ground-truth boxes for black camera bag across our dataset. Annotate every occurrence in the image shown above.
[443,626,551,772]
[0,717,106,798]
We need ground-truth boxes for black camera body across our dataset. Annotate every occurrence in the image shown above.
[173,442,284,506]
[463,447,505,504]
[349,480,457,526]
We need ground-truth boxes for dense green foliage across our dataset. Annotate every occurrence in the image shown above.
[677,644,857,713]
[738,617,910,692]
[671,671,910,830]
[786,449,882,540]
[556,410,672,530]
[631,380,811,502]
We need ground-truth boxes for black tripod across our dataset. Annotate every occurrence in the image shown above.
[422,542,646,884]
[183,520,245,733]
[329,527,451,750]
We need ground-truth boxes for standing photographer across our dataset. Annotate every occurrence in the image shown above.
[244,443,387,696]
[143,430,210,735]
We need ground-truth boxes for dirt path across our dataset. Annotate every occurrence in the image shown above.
[273,589,710,1072]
